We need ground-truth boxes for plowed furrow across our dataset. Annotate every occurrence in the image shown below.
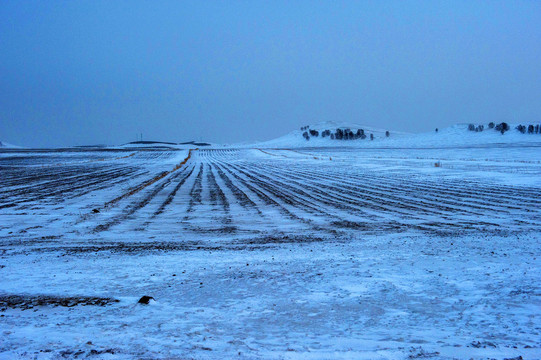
[0,168,142,209]
[152,165,196,217]
[258,164,483,218]
[213,162,302,222]
[184,164,204,217]
[212,163,262,214]
[93,166,192,232]
[206,163,231,222]
[266,164,519,216]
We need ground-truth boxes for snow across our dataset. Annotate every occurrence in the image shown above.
[241,122,541,149]
[0,140,22,149]
[1,126,540,359]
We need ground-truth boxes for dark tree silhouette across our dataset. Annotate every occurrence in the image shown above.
[495,122,509,134]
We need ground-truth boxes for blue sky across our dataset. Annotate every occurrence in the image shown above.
[1,1,540,147]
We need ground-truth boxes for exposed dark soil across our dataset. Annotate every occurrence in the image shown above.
[0,295,119,310]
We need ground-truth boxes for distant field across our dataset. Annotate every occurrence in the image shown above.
[1,146,540,359]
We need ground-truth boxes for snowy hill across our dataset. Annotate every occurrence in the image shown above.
[242,122,541,149]
[0,140,22,149]
[394,123,541,148]
[240,121,405,148]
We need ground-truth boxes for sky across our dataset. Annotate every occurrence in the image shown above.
[1,1,540,147]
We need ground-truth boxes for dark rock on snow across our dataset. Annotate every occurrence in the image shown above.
[138,296,154,304]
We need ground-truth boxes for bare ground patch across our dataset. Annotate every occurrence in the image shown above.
[0,295,119,311]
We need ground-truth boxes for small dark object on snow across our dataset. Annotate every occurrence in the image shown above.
[138,296,154,304]
[92,209,100,213]
[89,348,116,356]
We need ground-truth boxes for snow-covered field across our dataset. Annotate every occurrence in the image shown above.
[1,137,540,359]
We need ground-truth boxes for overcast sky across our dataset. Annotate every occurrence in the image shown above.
[1,1,540,147]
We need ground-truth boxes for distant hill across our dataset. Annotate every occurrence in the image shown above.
[0,140,22,149]
[242,121,407,148]
[240,121,541,149]
[127,140,178,145]
[119,140,212,148]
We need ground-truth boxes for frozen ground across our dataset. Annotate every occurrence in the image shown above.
[0,140,540,359]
